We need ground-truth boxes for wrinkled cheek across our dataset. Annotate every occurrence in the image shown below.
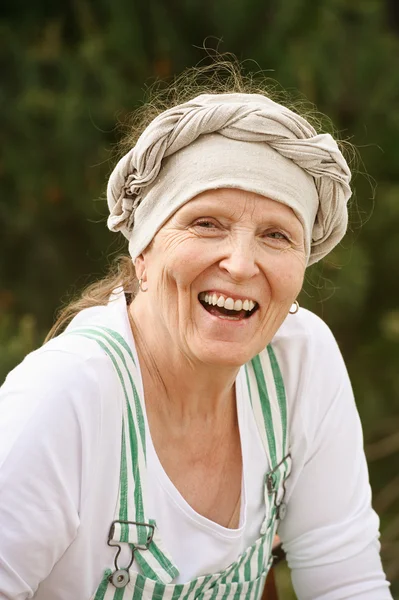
[155,267,193,325]
[152,269,179,318]
[286,274,305,298]
[293,270,306,296]
[276,263,305,297]
[167,259,201,289]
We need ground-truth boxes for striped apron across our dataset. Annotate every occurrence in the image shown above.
[69,326,291,600]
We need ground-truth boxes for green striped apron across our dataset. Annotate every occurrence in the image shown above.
[69,326,291,600]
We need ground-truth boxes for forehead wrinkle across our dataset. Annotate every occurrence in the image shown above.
[191,189,260,222]
[233,192,259,223]
[232,194,301,236]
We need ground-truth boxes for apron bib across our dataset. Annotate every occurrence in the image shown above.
[69,326,291,600]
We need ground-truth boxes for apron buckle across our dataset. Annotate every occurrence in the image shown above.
[107,520,155,587]
[108,519,155,548]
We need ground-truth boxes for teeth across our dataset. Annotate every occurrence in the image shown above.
[224,297,234,310]
[199,292,257,313]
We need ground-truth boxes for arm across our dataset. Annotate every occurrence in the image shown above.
[276,312,392,600]
[0,346,102,599]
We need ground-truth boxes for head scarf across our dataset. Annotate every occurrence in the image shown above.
[107,93,352,265]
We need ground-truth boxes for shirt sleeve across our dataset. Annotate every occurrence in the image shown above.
[275,311,393,599]
[0,345,103,599]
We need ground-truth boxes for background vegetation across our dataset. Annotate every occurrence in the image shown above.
[1,0,398,596]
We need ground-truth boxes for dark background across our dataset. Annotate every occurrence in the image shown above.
[1,0,398,595]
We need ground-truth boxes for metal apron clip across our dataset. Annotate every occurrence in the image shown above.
[265,452,291,522]
[107,520,155,588]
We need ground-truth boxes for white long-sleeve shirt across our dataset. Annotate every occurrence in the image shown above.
[0,291,392,599]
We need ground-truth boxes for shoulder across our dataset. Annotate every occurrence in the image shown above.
[270,307,346,385]
[0,306,128,468]
[1,294,131,409]
[2,326,118,404]
[273,306,339,351]
[267,308,354,450]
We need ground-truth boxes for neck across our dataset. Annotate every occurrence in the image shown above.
[128,302,239,423]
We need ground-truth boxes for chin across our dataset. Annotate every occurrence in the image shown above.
[193,341,256,369]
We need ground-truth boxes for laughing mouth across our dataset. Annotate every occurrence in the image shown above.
[198,291,259,320]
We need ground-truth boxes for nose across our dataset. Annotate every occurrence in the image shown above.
[218,239,260,282]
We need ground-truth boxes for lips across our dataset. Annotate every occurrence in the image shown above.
[198,291,259,320]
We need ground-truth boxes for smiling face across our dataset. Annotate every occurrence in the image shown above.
[132,189,307,368]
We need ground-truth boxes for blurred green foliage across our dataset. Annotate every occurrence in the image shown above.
[1,0,399,595]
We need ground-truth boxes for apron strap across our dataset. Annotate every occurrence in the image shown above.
[67,326,179,583]
[244,345,291,535]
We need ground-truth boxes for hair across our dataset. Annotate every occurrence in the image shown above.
[45,56,354,342]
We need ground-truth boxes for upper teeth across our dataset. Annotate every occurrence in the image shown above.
[200,292,256,312]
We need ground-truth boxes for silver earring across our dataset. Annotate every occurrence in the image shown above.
[138,278,148,293]
[289,300,299,314]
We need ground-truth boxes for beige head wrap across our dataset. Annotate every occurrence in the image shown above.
[107,93,352,265]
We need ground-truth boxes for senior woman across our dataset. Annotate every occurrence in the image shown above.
[0,79,393,600]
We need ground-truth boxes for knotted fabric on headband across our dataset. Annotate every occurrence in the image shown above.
[107,93,352,265]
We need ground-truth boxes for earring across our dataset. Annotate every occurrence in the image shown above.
[138,278,148,293]
[289,300,299,314]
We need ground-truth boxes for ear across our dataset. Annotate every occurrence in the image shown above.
[134,254,146,281]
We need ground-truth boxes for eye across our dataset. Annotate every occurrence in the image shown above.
[193,219,218,229]
[264,230,290,243]
[189,217,225,238]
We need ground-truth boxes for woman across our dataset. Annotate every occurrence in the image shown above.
[0,67,393,599]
